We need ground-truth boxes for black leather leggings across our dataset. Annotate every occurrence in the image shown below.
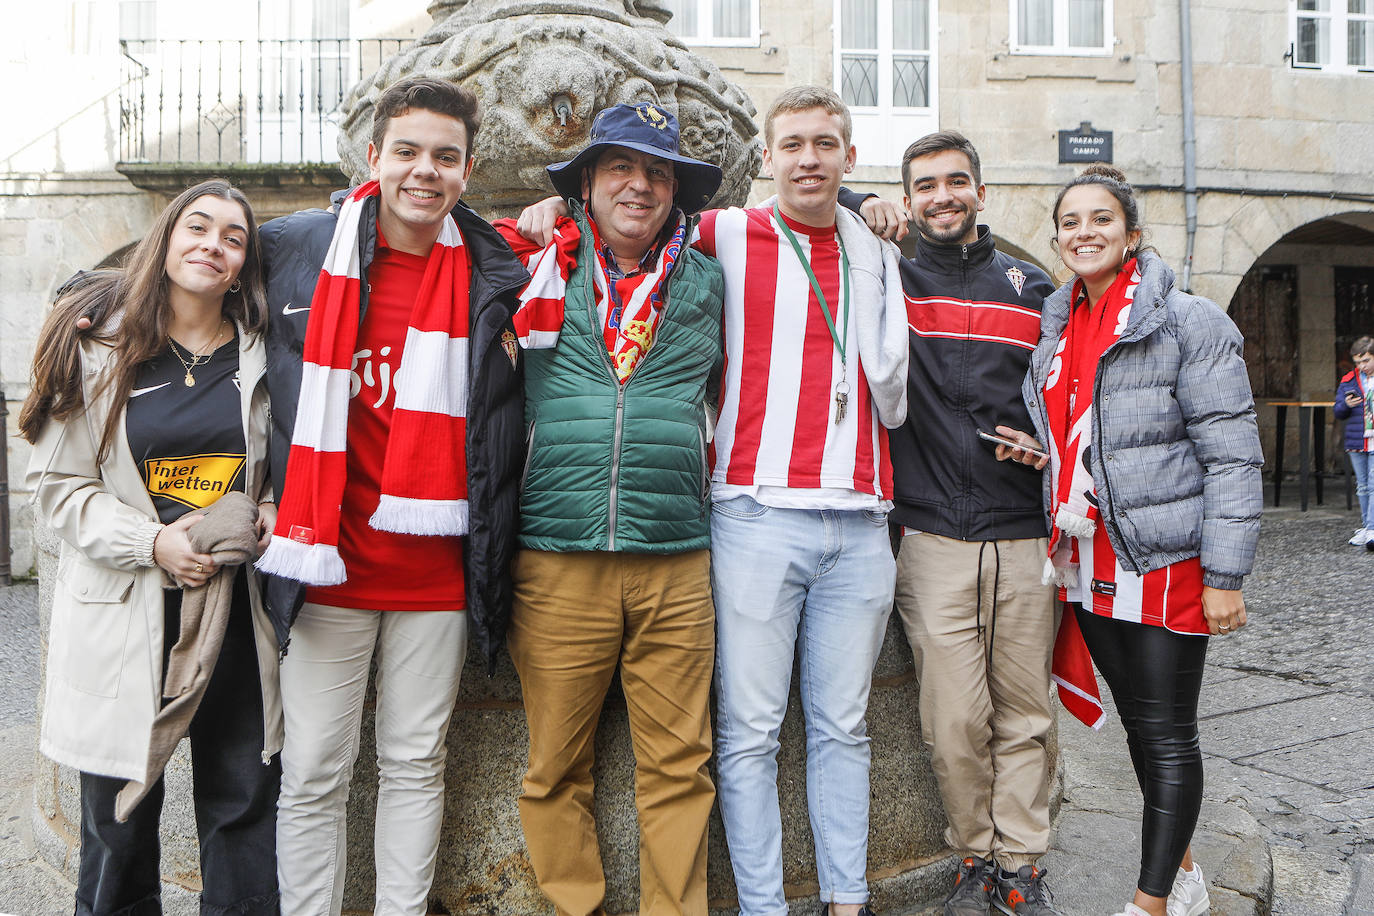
[1073,606,1208,898]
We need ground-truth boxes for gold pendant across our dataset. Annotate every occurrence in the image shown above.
[184,372,196,387]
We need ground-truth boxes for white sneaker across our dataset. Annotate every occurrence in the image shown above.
[1349,527,1371,546]
[1168,863,1210,916]
[1111,905,1152,916]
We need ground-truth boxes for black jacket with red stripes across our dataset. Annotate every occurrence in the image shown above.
[887,223,1055,541]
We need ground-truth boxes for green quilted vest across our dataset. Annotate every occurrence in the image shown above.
[519,204,724,553]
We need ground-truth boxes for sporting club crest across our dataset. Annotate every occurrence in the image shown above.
[1005,266,1027,295]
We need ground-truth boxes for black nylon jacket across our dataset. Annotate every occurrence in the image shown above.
[869,207,1055,540]
[259,190,528,669]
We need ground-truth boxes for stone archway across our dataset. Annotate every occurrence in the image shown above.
[1225,210,1374,479]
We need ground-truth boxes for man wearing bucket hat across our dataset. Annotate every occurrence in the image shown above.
[490,101,725,916]
[517,86,909,916]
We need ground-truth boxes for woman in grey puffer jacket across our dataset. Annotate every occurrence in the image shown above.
[997,165,1262,916]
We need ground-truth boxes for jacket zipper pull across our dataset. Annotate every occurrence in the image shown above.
[961,244,969,261]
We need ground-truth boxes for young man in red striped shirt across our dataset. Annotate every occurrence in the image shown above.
[840,131,1062,916]
[695,86,908,916]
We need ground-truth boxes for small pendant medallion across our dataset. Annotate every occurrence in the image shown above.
[184,372,196,387]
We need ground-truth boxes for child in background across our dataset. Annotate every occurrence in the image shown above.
[1335,335,1374,548]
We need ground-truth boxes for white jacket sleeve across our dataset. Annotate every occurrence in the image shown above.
[26,410,163,571]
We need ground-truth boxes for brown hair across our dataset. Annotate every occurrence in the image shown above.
[1352,336,1374,358]
[19,179,266,459]
[763,85,852,148]
[901,130,983,196]
[370,77,483,156]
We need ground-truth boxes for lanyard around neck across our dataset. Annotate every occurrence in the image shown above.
[773,203,849,364]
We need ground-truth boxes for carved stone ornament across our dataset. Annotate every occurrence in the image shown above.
[338,0,763,217]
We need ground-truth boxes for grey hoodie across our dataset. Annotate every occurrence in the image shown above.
[1022,250,1263,591]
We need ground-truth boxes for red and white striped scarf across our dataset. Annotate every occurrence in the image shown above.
[256,181,471,585]
[1042,260,1139,588]
[509,212,684,381]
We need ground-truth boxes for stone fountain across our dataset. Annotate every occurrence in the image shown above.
[337,0,764,216]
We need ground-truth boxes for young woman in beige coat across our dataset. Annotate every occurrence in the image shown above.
[21,179,282,916]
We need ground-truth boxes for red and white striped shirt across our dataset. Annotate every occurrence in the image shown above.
[694,206,892,507]
[1061,528,1207,634]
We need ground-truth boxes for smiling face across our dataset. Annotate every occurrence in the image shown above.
[904,148,985,246]
[582,146,677,270]
[763,107,856,228]
[368,107,475,255]
[162,194,249,305]
[1054,184,1142,301]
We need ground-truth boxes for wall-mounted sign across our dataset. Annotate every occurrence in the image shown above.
[1058,122,1113,164]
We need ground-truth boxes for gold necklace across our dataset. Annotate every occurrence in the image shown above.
[168,319,227,387]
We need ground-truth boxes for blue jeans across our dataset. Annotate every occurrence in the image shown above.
[710,496,895,915]
[1350,450,1374,529]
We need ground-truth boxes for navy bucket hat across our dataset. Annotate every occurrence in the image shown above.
[546,102,724,215]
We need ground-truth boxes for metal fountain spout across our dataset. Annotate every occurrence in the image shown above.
[553,94,573,128]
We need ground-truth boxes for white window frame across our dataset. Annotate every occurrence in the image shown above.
[663,0,760,47]
[1008,0,1115,56]
[1289,0,1374,72]
[833,0,938,167]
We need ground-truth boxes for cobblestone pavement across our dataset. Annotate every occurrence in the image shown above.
[1200,506,1374,916]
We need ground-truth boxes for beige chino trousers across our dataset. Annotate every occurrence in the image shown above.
[894,532,1055,870]
[507,548,716,916]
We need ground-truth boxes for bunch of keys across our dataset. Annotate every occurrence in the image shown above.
[833,380,850,423]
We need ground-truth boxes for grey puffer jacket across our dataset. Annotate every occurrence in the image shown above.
[1022,251,1263,590]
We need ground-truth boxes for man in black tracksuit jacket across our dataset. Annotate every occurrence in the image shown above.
[841,130,1063,916]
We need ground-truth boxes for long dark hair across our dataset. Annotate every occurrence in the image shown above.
[19,179,267,458]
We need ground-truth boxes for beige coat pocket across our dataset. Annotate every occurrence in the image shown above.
[54,558,136,698]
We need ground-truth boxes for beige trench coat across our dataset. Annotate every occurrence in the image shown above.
[27,326,282,781]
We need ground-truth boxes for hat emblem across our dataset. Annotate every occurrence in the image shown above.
[637,104,669,131]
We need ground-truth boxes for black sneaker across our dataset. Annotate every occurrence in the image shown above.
[943,856,993,915]
[992,864,1061,915]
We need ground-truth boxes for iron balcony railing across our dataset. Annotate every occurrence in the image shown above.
[119,38,410,165]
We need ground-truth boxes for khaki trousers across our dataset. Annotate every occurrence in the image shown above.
[507,549,715,916]
[894,532,1054,870]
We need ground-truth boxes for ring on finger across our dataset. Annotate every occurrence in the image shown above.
[195,563,203,573]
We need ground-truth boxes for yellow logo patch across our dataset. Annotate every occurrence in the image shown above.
[637,104,668,131]
[143,453,246,509]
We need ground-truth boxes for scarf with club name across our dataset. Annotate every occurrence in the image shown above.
[1042,259,1140,588]
[509,212,685,381]
[256,181,471,586]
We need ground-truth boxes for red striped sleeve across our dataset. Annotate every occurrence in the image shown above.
[905,295,1041,350]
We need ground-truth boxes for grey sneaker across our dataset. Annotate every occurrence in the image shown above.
[992,864,1061,915]
[943,856,993,915]
[815,906,876,916]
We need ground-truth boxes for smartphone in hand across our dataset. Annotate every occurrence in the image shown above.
[978,429,1049,461]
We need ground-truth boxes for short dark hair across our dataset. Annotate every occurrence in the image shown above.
[1352,336,1374,358]
[371,77,482,156]
[901,130,982,195]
